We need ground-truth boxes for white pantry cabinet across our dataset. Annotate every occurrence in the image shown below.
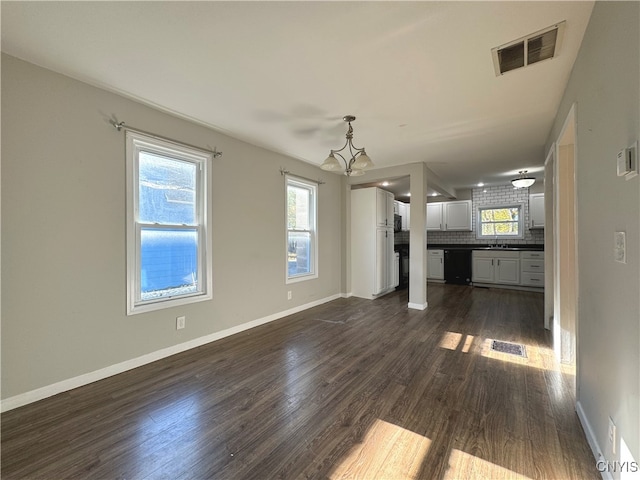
[426,200,472,231]
[376,188,394,228]
[351,188,395,299]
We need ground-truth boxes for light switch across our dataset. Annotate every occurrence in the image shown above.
[614,232,626,264]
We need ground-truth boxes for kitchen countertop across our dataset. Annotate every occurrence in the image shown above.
[427,243,544,251]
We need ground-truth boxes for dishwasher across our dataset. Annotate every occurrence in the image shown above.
[444,249,472,285]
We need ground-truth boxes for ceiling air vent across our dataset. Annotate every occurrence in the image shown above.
[492,21,565,76]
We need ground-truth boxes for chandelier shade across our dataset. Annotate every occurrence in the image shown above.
[351,150,373,170]
[321,115,373,176]
[320,153,342,171]
[511,170,535,189]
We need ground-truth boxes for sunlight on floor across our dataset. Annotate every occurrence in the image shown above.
[439,331,463,350]
[438,330,576,374]
[439,331,475,353]
[444,449,533,480]
[329,419,431,479]
[480,338,563,372]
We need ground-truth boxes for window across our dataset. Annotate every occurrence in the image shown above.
[126,131,212,315]
[286,176,318,283]
[477,204,524,239]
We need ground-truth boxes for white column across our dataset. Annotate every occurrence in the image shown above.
[408,163,428,310]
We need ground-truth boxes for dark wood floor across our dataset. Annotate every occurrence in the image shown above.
[2,284,599,479]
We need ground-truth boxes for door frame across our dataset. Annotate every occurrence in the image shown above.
[553,103,579,366]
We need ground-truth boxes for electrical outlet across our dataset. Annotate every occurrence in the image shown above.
[176,316,186,330]
[608,417,616,455]
[287,291,292,300]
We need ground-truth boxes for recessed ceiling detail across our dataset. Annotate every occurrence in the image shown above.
[492,21,566,76]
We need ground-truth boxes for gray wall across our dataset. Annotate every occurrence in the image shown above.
[427,185,545,245]
[545,1,639,467]
[1,55,344,400]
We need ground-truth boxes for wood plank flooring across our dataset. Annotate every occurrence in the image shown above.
[1,285,599,479]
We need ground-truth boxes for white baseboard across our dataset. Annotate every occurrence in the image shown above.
[408,301,428,310]
[1,293,342,413]
[576,401,611,480]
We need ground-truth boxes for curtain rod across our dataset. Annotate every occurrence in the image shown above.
[111,120,222,158]
[279,167,325,185]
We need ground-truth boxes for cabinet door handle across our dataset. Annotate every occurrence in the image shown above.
[497,259,500,266]
[491,259,494,266]
[440,258,443,264]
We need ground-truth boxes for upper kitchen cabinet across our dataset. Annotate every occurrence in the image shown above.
[395,201,410,231]
[427,200,472,231]
[426,203,443,231]
[403,203,410,231]
[529,193,545,229]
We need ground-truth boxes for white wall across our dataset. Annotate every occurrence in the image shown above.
[545,1,639,469]
[1,54,344,403]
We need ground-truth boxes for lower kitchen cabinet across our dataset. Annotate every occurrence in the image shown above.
[472,249,544,290]
[521,251,545,287]
[427,249,444,280]
[472,251,520,285]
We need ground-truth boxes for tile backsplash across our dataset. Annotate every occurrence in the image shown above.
[426,185,544,245]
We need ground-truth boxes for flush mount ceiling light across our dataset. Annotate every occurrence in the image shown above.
[511,170,535,189]
[321,116,373,177]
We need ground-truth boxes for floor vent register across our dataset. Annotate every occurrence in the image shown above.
[490,339,527,358]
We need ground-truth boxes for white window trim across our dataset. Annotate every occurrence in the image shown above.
[476,202,525,240]
[285,175,318,284]
[126,131,213,315]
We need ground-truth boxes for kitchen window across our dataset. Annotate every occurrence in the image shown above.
[477,204,524,239]
[286,175,318,283]
[126,131,212,315]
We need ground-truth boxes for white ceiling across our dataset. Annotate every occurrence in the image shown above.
[1,1,594,194]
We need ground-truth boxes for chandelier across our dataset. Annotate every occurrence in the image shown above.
[511,170,535,189]
[320,115,373,176]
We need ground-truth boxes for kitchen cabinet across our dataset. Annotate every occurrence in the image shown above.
[393,252,400,288]
[427,200,472,231]
[472,250,520,285]
[404,203,410,231]
[427,249,444,280]
[520,251,545,287]
[351,187,395,299]
[394,200,411,231]
[376,188,394,228]
[529,193,545,229]
[445,201,472,231]
[375,228,394,293]
[426,203,443,231]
